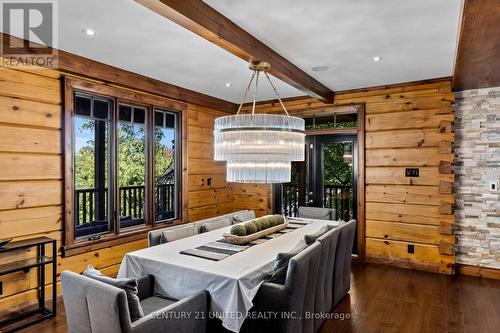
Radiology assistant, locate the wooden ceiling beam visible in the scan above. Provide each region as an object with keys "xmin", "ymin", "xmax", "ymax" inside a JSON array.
[
  {"xmin": 137, "ymin": 0, "xmax": 334, "ymax": 103},
  {"xmin": 453, "ymin": 0, "xmax": 500, "ymax": 91}
]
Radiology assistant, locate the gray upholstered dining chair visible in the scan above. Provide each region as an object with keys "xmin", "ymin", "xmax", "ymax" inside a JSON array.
[
  {"xmin": 332, "ymin": 219, "xmax": 357, "ymax": 307},
  {"xmin": 297, "ymin": 206, "xmax": 336, "ymax": 220},
  {"xmin": 313, "ymin": 227, "xmax": 340, "ymax": 331},
  {"xmin": 252, "ymin": 242, "xmax": 321, "ymax": 333},
  {"xmin": 61, "ymin": 271, "xmax": 208, "ymax": 333},
  {"xmin": 148, "ymin": 223, "xmax": 198, "ymax": 247}
]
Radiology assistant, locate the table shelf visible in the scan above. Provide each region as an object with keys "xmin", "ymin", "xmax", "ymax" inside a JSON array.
[
  {"xmin": 0, "ymin": 237, "xmax": 56, "ymax": 333},
  {"xmin": 0, "ymin": 256, "xmax": 54, "ymax": 276}
]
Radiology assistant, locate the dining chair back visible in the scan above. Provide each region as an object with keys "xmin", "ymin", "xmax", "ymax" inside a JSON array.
[
  {"xmin": 253, "ymin": 242, "xmax": 321, "ymax": 333},
  {"xmin": 298, "ymin": 206, "xmax": 336, "ymax": 220},
  {"xmin": 332, "ymin": 219, "xmax": 357, "ymax": 307},
  {"xmin": 314, "ymin": 227, "xmax": 340, "ymax": 331}
]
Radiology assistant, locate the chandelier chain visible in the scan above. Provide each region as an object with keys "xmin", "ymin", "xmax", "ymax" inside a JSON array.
[
  {"xmin": 236, "ymin": 71, "xmax": 256, "ymax": 115},
  {"xmin": 251, "ymin": 70, "xmax": 260, "ymax": 115},
  {"xmin": 264, "ymin": 72, "xmax": 289, "ymax": 116}
]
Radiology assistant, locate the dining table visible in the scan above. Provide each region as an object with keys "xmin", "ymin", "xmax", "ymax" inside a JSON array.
[{"xmin": 117, "ymin": 218, "xmax": 341, "ymax": 332}]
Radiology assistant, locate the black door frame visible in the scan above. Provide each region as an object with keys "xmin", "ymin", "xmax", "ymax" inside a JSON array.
[
  {"xmin": 309, "ymin": 134, "xmax": 358, "ymax": 220},
  {"xmin": 273, "ymin": 103, "xmax": 365, "ymax": 262}
]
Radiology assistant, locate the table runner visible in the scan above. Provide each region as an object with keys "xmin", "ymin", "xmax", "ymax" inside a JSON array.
[
  {"xmin": 180, "ymin": 223, "xmax": 306, "ymax": 261},
  {"xmin": 118, "ymin": 218, "xmax": 340, "ymax": 332}
]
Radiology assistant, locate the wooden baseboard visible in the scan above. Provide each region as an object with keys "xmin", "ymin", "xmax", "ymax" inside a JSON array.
[
  {"xmin": 457, "ymin": 264, "xmax": 500, "ymax": 280},
  {"xmin": 366, "ymin": 254, "xmax": 454, "ymax": 275}
]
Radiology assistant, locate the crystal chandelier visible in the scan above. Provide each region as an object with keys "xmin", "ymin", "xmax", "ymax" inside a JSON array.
[{"xmin": 214, "ymin": 61, "xmax": 305, "ymax": 183}]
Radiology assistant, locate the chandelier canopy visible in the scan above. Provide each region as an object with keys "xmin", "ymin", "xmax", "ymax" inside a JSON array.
[{"xmin": 214, "ymin": 61, "xmax": 305, "ymax": 183}]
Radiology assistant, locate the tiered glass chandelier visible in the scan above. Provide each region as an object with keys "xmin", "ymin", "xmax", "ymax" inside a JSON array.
[{"xmin": 214, "ymin": 61, "xmax": 305, "ymax": 183}]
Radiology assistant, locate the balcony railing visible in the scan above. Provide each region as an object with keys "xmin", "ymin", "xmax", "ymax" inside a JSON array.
[
  {"xmin": 75, "ymin": 184, "xmax": 175, "ymax": 237},
  {"xmin": 282, "ymin": 184, "xmax": 353, "ymax": 220}
]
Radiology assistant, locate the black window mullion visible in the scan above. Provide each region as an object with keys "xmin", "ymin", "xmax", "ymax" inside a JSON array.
[{"xmin": 113, "ymin": 99, "xmax": 120, "ymax": 236}]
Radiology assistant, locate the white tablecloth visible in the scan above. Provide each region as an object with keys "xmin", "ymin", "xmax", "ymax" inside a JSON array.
[{"xmin": 117, "ymin": 218, "xmax": 339, "ymax": 332}]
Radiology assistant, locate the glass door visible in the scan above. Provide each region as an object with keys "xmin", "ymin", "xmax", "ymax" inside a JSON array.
[
  {"xmin": 309, "ymin": 135, "xmax": 357, "ymax": 222},
  {"xmin": 276, "ymin": 134, "xmax": 358, "ymax": 253}
]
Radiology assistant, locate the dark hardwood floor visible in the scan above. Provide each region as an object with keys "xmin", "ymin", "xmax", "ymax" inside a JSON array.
[{"xmin": 15, "ymin": 263, "xmax": 500, "ymax": 333}]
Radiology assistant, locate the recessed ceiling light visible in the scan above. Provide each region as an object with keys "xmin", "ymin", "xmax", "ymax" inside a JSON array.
[
  {"xmin": 82, "ymin": 28, "xmax": 95, "ymax": 36},
  {"xmin": 311, "ymin": 65, "xmax": 329, "ymax": 72},
  {"xmin": 372, "ymin": 56, "xmax": 383, "ymax": 62},
  {"xmin": 225, "ymin": 82, "xmax": 231, "ymax": 87}
]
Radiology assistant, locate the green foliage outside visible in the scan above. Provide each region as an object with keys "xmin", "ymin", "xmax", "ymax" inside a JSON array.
[
  {"xmin": 74, "ymin": 120, "xmax": 174, "ymax": 189},
  {"xmin": 305, "ymin": 121, "xmax": 357, "ymax": 130},
  {"xmin": 322, "ymin": 143, "xmax": 352, "ymax": 186}
]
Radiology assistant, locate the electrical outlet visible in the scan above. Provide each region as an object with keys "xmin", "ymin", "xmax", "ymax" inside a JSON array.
[
  {"xmin": 490, "ymin": 181, "xmax": 499, "ymax": 192},
  {"xmin": 405, "ymin": 168, "xmax": 419, "ymax": 177},
  {"xmin": 407, "ymin": 244, "xmax": 415, "ymax": 254}
]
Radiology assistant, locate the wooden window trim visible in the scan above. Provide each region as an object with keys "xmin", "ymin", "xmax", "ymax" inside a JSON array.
[{"xmin": 63, "ymin": 77, "xmax": 188, "ymax": 256}]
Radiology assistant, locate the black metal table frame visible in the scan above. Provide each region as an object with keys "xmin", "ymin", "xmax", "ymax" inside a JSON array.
[{"xmin": 0, "ymin": 237, "xmax": 57, "ymax": 332}]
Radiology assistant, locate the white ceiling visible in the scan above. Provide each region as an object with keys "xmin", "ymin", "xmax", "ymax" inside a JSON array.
[
  {"xmin": 205, "ymin": 0, "xmax": 463, "ymax": 91},
  {"xmin": 3, "ymin": 0, "xmax": 463, "ymax": 103}
]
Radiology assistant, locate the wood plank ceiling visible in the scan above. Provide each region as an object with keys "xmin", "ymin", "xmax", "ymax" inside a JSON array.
[{"xmin": 453, "ymin": 0, "xmax": 500, "ymax": 90}]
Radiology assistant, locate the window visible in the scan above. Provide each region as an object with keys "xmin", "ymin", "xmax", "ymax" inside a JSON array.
[
  {"xmin": 64, "ymin": 78, "xmax": 186, "ymax": 254},
  {"xmin": 118, "ymin": 104, "xmax": 147, "ymax": 229},
  {"xmin": 73, "ymin": 94, "xmax": 113, "ymax": 237},
  {"xmin": 154, "ymin": 110, "xmax": 179, "ymax": 222},
  {"xmin": 304, "ymin": 112, "xmax": 357, "ymax": 130}
]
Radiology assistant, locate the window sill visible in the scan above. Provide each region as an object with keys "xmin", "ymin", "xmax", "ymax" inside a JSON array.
[{"xmin": 62, "ymin": 219, "xmax": 184, "ymax": 257}]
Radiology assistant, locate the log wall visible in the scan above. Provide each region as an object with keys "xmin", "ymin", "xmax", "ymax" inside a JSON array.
[
  {"xmin": 239, "ymin": 78, "xmax": 456, "ymax": 274},
  {"xmin": 0, "ymin": 65, "xmax": 233, "ymax": 317}
]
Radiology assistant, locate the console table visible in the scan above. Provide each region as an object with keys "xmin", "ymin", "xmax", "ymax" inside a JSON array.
[{"xmin": 0, "ymin": 237, "xmax": 57, "ymax": 332}]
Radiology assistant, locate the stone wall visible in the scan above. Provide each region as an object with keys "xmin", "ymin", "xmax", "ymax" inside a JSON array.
[{"xmin": 454, "ymin": 87, "xmax": 500, "ymax": 269}]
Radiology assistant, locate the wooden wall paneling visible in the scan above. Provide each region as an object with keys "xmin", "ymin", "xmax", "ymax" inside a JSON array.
[
  {"xmin": 366, "ymin": 238, "xmax": 454, "ymax": 274},
  {"xmin": 0, "ymin": 180, "xmax": 62, "ymax": 210},
  {"xmin": 188, "ymin": 142, "xmax": 214, "ymax": 159},
  {"xmin": 188, "ymin": 188, "xmax": 233, "ymax": 208},
  {"xmin": 188, "ymin": 158, "xmax": 226, "ymax": 175},
  {"xmin": 0, "ymin": 153, "xmax": 61, "ymax": 180},
  {"xmin": 188, "ymin": 202, "xmax": 234, "ymax": 221},
  {"xmin": 366, "ymin": 185, "xmax": 454, "ymax": 206},
  {"xmin": 366, "ymin": 129, "xmax": 454, "ymax": 149},
  {"xmin": 0, "ymin": 95, "xmax": 61, "ymax": 129},
  {"xmin": 366, "ymin": 98, "xmax": 453, "ymax": 114},
  {"xmin": 439, "ymin": 221, "xmax": 454, "ymax": 235},
  {"xmin": 366, "ymin": 166, "xmax": 454, "ymax": 186},
  {"xmin": 365, "ymin": 202, "xmax": 453, "ymax": 225},
  {"xmin": 365, "ymin": 109, "xmax": 454, "ymax": 132},
  {"xmin": 188, "ymin": 126, "xmax": 214, "ymax": 144},
  {"xmin": 366, "ymin": 220, "xmax": 454, "ymax": 245},
  {"xmin": 457, "ymin": 264, "xmax": 500, "ymax": 280},
  {"xmin": 188, "ymin": 174, "xmax": 227, "ymax": 192},
  {"xmin": 366, "ymin": 148, "xmax": 454, "ymax": 167},
  {"xmin": 0, "ymin": 125, "xmax": 61, "ymax": 153},
  {"xmin": 0, "ymin": 66, "xmax": 61, "ymax": 104},
  {"xmin": 0, "ymin": 206, "xmax": 62, "ymax": 239}
]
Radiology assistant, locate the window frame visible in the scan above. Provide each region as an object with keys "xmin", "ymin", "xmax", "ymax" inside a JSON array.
[{"xmin": 63, "ymin": 77, "xmax": 188, "ymax": 256}]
